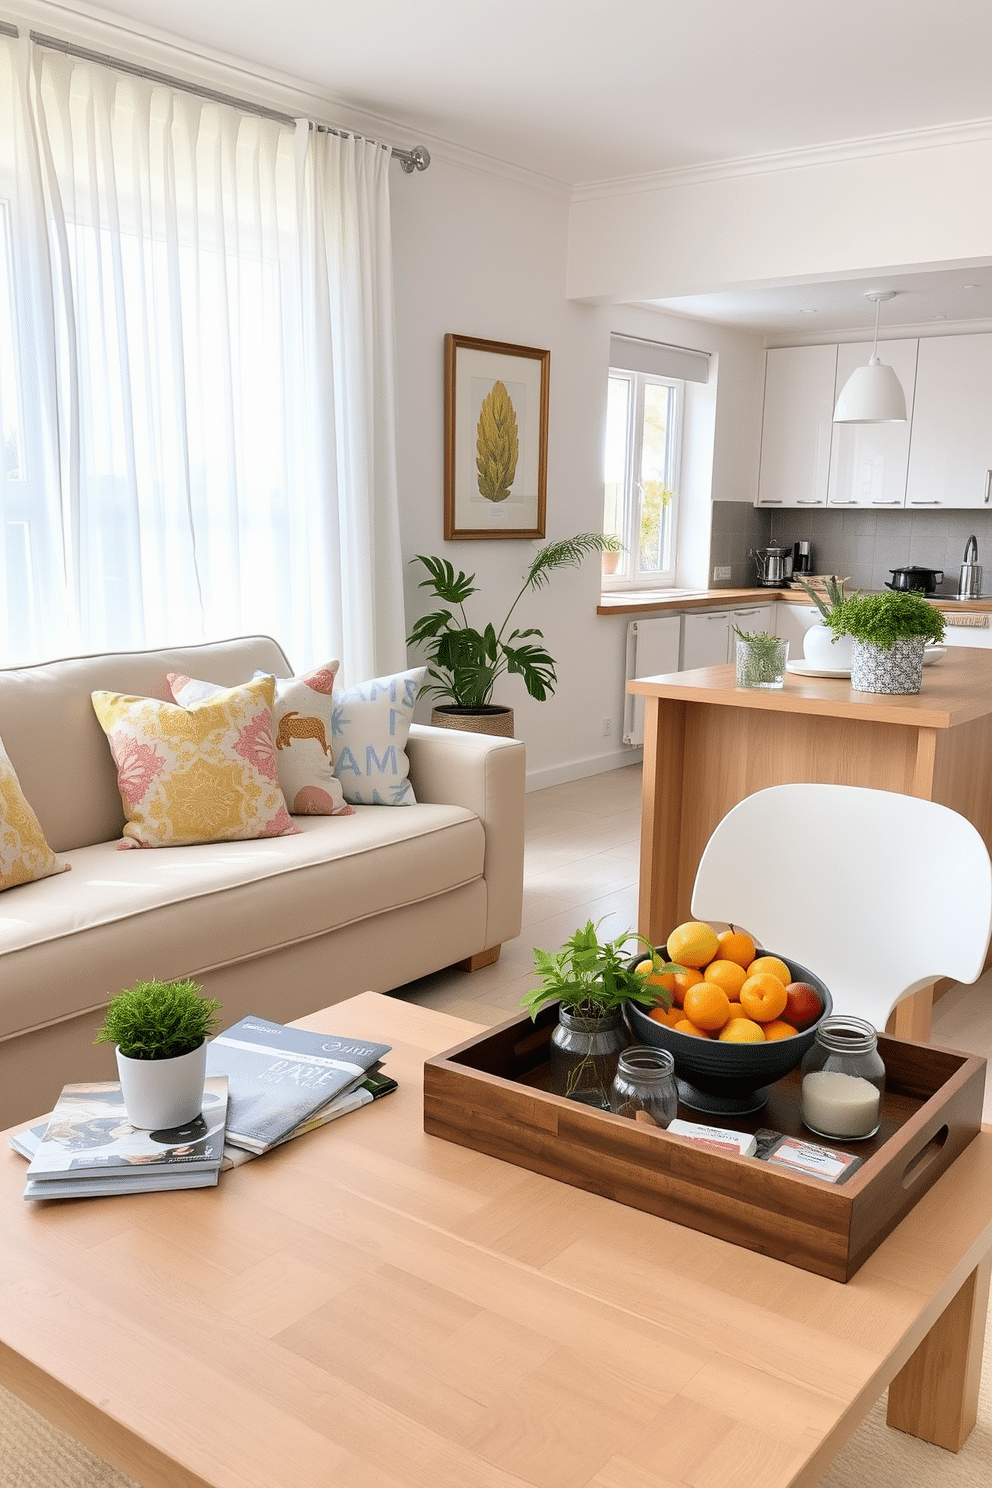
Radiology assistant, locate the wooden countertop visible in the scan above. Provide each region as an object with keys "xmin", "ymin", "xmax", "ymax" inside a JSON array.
[
  {"xmin": 598, "ymin": 588, "xmax": 992, "ymax": 617},
  {"xmin": 627, "ymin": 645, "xmax": 992, "ymax": 729}
]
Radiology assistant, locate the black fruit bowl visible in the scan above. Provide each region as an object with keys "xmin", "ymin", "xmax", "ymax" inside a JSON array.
[{"xmin": 624, "ymin": 953, "xmax": 833, "ymax": 1115}]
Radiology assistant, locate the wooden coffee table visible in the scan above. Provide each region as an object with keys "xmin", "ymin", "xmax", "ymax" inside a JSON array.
[{"xmin": 2, "ymin": 993, "xmax": 990, "ymax": 1488}]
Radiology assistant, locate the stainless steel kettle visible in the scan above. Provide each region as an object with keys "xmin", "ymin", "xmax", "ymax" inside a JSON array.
[
  {"xmin": 958, "ymin": 536, "xmax": 983, "ymax": 599},
  {"xmin": 753, "ymin": 547, "xmax": 787, "ymax": 587}
]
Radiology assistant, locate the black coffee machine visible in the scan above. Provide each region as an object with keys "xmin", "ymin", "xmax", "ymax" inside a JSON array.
[{"xmin": 792, "ymin": 540, "xmax": 812, "ymax": 576}]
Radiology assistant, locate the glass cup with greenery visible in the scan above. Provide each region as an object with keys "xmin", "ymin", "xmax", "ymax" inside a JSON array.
[{"xmin": 733, "ymin": 627, "xmax": 789, "ymax": 689}]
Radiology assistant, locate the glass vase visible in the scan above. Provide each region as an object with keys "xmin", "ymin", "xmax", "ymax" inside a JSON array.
[
  {"xmin": 735, "ymin": 635, "xmax": 789, "ymax": 689},
  {"xmin": 549, "ymin": 1007, "xmax": 628, "ymax": 1109}
]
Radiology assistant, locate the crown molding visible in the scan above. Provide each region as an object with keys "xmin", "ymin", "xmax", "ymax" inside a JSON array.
[
  {"xmin": 0, "ymin": 1, "xmax": 572, "ymax": 199},
  {"xmin": 572, "ymin": 117, "xmax": 992, "ymax": 203},
  {"xmin": 763, "ymin": 319, "xmax": 992, "ymax": 350}
]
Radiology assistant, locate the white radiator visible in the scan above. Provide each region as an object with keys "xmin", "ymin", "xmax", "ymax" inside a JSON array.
[{"xmin": 623, "ymin": 617, "xmax": 681, "ymax": 746}]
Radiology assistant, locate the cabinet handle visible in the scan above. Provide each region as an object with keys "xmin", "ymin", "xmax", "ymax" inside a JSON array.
[
  {"xmin": 761, "ymin": 499, "xmax": 784, "ymax": 505},
  {"xmin": 908, "ymin": 500, "xmax": 941, "ymax": 506},
  {"xmin": 796, "ymin": 500, "xmax": 821, "ymax": 505},
  {"xmin": 871, "ymin": 500, "xmax": 902, "ymax": 505},
  {"xmin": 830, "ymin": 500, "xmax": 857, "ymax": 506},
  {"xmin": 985, "ymin": 470, "xmax": 991, "ymax": 505}
]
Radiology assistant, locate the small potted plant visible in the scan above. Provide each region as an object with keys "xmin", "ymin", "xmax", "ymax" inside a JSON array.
[
  {"xmin": 95, "ymin": 977, "xmax": 222, "ymax": 1129},
  {"xmin": 824, "ymin": 590, "xmax": 945, "ymax": 694},
  {"xmin": 793, "ymin": 575, "xmax": 856, "ymax": 669},
  {"xmin": 731, "ymin": 626, "xmax": 789, "ymax": 689},
  {"xmin": 520, "ymin": 920, "xmax": 679, "ymax": 1108},
  {"xmin": 408, "ymin": 532, "xmax": 622, "ymax": 736}
]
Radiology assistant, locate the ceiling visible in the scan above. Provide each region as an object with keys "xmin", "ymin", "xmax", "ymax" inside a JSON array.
[{"xmin": 74, "ymin": 1, "xmax": 992, "ymax": 333}]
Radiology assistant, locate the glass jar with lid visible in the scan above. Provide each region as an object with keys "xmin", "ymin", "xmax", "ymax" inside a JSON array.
[
  {"xmin": 799, "ymin": 1015, "xmax": 886, "ymax": 1141},
  {"xmin": 609, "ymin": 1045, "xmax": 679, "ymax": 1128}
]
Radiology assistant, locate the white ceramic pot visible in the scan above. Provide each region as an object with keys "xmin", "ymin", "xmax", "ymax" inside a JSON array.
[
  {"xmin": 850, "ymin": 637, "xmax": 926, "ymax": 695},
  {"xmin": 116, "ymin": 1040, "xmax": 208, "ymax": 1129},
  {"xmin": 803, "ymin": 624, "xmax": 854, "ymax": 670}
]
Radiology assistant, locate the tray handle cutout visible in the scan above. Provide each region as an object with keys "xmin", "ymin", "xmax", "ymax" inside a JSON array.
[{"xmin": 902, "ymin": 1125, "xmax": 949, "ymax": 1190}]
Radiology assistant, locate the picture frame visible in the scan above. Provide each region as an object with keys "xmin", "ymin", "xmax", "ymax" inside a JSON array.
[{"xmin": 444, "ymin": 334, "xmax": 550, "ymax": 540}]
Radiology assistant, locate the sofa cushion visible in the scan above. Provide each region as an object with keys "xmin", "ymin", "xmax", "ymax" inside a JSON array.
[
  {"xmin": 331, "ymin": 667, "xmax": 425, "ymax": 805},
  {"xmin": 0, "ymin": 736, "xmax": 69, "ymax": 890},
  {"xmin": 168, "ymin": 663, "xmax": 353, "ymax": 817},
  {"xmin": 0, "ymin": 804, "xmax": 483, "ymax": 1041},
  {"xmin": 91, "ymin": 677, "xmax": 299, "ymax": 847}
]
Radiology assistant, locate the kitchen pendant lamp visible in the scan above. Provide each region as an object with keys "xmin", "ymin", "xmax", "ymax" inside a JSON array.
[{"xmin": 833, "ymin": 290, "xmax": 907, "ymax": 423}]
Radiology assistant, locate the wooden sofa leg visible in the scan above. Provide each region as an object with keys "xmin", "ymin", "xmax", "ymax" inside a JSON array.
[{"xmin": 457, "ymin": 946, "xmax": 501, "ymax": 973}]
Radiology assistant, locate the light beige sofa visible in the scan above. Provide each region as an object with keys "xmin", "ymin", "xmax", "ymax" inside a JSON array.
[{"xmin": 0, "ymin": 635, "xmax": 525, "ymax": 1127}]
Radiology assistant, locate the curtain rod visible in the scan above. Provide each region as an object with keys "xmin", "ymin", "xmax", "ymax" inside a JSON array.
[{"xmin": 2, "ymin": 24, "xmax": 430, "ymax": 173}]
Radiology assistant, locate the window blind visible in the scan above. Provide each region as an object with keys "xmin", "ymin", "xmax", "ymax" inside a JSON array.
[{"xmin": 609, "ymin": 333, "xmax": 709, "ymax": 384}]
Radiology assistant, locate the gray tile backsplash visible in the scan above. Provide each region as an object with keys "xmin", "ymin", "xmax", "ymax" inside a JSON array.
[{"xmin": 710, "ymin": 502, "xmax": 992, "ymax": 598}]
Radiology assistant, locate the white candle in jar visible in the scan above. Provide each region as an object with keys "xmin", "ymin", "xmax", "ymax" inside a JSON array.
[{"xmin": 800, "ymin": 1069, "xmax": 881, "ymax": 1138}]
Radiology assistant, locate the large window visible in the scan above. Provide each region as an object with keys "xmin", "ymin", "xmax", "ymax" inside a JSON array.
[{"xmin": 603, "ymin": 367, "xmax": 683, "ymax": 587}]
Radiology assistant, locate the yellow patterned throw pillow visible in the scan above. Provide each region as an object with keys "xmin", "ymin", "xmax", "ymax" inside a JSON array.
[
  {"xmin": 0, "ymin": 734, "xmax": 68, "ymax": 889},
  {"xmin": 92, "ymin": 677, "xmax": 299, "ymax": 849}
]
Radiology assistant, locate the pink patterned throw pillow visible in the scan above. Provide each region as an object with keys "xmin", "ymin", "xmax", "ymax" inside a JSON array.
[
  {"xmin": 91, "ymin": 676, "xmax": 299, "ymax": 848},
  {"xmin": 167, "ymin": 662, "xmax": 353, "ymax": 817}
]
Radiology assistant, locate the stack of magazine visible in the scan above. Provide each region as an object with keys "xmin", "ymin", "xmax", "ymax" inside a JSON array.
[
  {"xmin": 11, "ymin": 1014, "xmax": 398, "ymax": 1198},
  {"xmin": 206, "ymin": 1014, "xmax": 395, "ymax": 1166},
  {"xmin": 17, "ymin": 1077, "xmax": 229, "ymax": 1200}
]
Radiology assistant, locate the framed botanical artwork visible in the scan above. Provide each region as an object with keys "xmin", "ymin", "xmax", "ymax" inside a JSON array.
[{"xmin": 444, "ymin": 334, "xmax": 550, "ymax": 540}]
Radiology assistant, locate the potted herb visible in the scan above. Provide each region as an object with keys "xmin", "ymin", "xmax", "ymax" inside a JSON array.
[
  {"xmin": 408, "ymin": 532, "xmax": 622, "ymax": 736},
  {"xmin": 731, "ymin": 627, "xmax": 789, "ymax": 689},
  {"xmin": 520, "ymin": 920, "xmax": 680, "ymax": 1108},
  {"xmin": 95, "ymin": 977, "xmax": 222, "ymax": 1129},
  {"xmin": 825, "ymin": 590, "xmax": 945, "ymax": 694},
  {"xmin": 793, "ymin": 575, "xmax": 856, "ymax": 669}
]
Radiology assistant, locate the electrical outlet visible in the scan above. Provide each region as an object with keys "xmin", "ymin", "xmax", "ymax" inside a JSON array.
[
  {"xmin": 602, "ymin": 717, "xmax": 612, "ymax": 737},
  {"xmin": 713, "ymin": 565, "xmax": 732, "ymax": 581}
]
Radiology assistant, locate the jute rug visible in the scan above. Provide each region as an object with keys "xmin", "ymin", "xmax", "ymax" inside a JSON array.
[{"xmin": 2, "ymin": 1299, "xmax": 990, "ymax": 1488}]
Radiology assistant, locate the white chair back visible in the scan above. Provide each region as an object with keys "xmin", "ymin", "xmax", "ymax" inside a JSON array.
[{"xmin": 690, "ymin": 784, "xmax": 992, "ymax": 1033}]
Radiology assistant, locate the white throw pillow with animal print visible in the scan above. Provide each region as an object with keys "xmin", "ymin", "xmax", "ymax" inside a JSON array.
[{"xmin": 167, "ymin": 664, "xmax": 353, "ymax": 817}]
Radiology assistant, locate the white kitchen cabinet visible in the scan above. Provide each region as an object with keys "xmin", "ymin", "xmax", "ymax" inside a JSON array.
[
  {"xmin": 756, "ymin": 344, "xmax": 838, "ymax": 508},
  {"xmin": 905, "ymin": 333, "xmax": 992, "ymax": 508},
  {"xmin": 681, "ymin": 604, "xmax": 774, "ymax": 669},
  {"xmin": 774, "ymin": 601, "xmax": 822, "ymax": 655},
  {"xmin": 827, "ymin": 339, "xmax": 919, "ymax": 508}
]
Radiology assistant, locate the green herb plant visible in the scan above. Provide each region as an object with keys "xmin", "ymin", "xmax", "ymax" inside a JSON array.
[
  {"xmin": 732, "ymin": 627, "xmax": 787, "ymax": 687},
  {"xmin": 408, "ymin": 532, "xmax": 623, "ymax": 709},
  {"xmin": 95, "ymin": 978, "xmax": 222, "ymax": 1061},
  {"xmin": 520, "ymin": 919, "xmax": 684, "ymax": 1021},
  {"xmin": 825, "ymin": 591, "xmax": 946, "ymax": 650}
]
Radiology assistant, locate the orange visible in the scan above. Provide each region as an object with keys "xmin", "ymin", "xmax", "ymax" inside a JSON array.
[
  {"xmin": 762, "ymin": 1019, "xmax": 798, "ymax": 1041},
  {"xmin": 716, "ymin": 929, "xmax": 757, "ymax": 969},
  {"xmin": 724, "ymin": 1002, "xmax": 751, "ymax": 1021},
  {"xmin": 633, "ymin": 958, "xmax": 655, "ymax": 977},
  {"xmin": 702, "ymin": 959, "xmax": 747, "ymax": 999},
  {"xmin": 739, "ymin": 972, "xmax": 788, "ymax": 1023},
  {"xmin": 718, "ymin": 1018, "xmax": 765, "ymax": 1043},
  {"xmin": 666, "ymin": 920, "xmax": 719, "ymax": 969},
  {"xmin": 746, "ymin": 955, "xmax": 791, "ymax": 986},
  {"xmin": 683, "ymin": 982, "xmax": 731, "ymax": 1031},
  {"xmin": 672, "ymin": 1017, "xmax": 711, "ymax": 1038},
  {"xmin": 648, "ymin": 1005, "xmax": 683, "ymax": 1027},
  {"xmin": 669, "ymin": 967, "xmax": 703, "ymax": 1008}
]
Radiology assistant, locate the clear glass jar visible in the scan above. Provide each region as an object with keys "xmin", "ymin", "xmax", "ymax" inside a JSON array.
[
  {"xmin": 799, "ymin": 1015, "xmax": 886, "ymax": 1141},
  {"xmin": 549, "ymin": 1007, "xmax": 628, "ymax": 1109},
  {"xmin": 609, "ymin": 1045, "xmax": 679, "ymax": 1128}
]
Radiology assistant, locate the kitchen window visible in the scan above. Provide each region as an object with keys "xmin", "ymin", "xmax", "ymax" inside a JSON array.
[{"xmin": 603, "ymin": 366, "xmax": 683, "ymax": 588}]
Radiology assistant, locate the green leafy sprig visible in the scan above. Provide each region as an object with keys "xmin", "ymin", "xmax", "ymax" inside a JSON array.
[
  {"xmin": 824, "ymin": 591, "xmax": 946, "ymax": 650},
  {"xmin": 732, "ymin": 626, "xmax": 787, "ymax": 686},
  {"xmin": 520, "ymin": 919, "xmax": 685, "ymax": 1021},
  {"xmin": 95, "ymin": 978, "xmax": 222, "ymax": 1061}
]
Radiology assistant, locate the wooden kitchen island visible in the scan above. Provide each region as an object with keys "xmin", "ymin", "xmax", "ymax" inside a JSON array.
[{"xmin": 628, "ymin": 648, "xmax": 992, "ymax": 1038}]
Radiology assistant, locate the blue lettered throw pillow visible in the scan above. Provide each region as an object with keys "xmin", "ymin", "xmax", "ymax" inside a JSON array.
[{"xmin": 331, "ymin": 668, "xmax": 425, "ymax": 806}]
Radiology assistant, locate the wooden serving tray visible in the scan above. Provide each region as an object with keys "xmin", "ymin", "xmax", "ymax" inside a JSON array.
[{"xmin": 423, "ymin": 1004, "xmax": 986, "ymax": 1282}]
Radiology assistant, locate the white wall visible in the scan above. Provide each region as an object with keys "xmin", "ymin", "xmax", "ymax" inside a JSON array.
[{"xmin": 391, "ymin": 158, "xmax": 766, "ymax": 787}]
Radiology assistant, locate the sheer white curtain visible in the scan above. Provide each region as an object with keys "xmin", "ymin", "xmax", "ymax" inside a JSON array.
[{"xmin": 0, "ymin": 32, "xmax": 405, "ymax": 678}]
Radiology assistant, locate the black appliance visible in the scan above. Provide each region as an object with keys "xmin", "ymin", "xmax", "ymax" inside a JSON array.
[
  {"xmin": 792, "ymin": 540, "xmax": 812, "ymax": 575},
  {"xmin": 886, "ymin": 565, "xmax": 943, "ymax": 594}
]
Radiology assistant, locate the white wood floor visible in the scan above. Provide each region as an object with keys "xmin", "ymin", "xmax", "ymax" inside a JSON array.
[{"xmin": 393, "ymin": 762, "xmax": 992, "ymax": 1119}]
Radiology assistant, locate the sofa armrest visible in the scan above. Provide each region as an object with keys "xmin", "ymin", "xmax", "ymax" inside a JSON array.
[{"xmin": 406, "ymin": 724, "xmax": 525, "ymax": 952}]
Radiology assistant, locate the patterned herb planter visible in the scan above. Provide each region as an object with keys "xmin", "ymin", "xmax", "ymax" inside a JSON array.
[{"xmin": 851, "ymin": 636, "xmax": 926, "ymax": 694}]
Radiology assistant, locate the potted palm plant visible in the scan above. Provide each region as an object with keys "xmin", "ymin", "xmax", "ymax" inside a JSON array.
[
  {"xmin": 520, "ymin": 920, "xmax": 679, "ymax": 1108},
  {"xmin": 95, "ymin": 978, "xmax": 222, "ymax": 1129},
  {"xmin": 824, "ymin": 590, "xmax": 945, "ymax": 694},
  {"xmin": 408, "ymin": 532, "xmax": 622, "ymax": 736}
]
